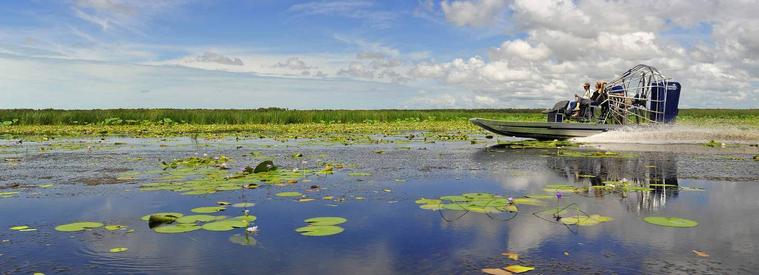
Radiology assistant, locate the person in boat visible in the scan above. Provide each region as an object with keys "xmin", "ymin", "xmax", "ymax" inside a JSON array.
[
  {"xmin": 566, "ymin": 82, "xmax": 591, "ymax": 117},
  {"xmin": 572, "ymin": 82, "xmax": 594, "ymax": 120},
  {"xmin": 591, "ymin": 81, "xmax": 608, "ymax": 119}
]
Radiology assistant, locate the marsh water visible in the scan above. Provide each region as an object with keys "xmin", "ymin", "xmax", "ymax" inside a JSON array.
[{"xmin": 1, "ymin": 135, "xmax": 759, "ymax": 274}]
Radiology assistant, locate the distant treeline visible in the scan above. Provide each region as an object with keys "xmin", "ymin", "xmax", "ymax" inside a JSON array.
[
  {"xmin": 0, "ymin": 108, "xmax": 544, "ymax": 125},
  {"xmin": 0, "ymin": 108, "xmax": 755, "ymax": 125}
]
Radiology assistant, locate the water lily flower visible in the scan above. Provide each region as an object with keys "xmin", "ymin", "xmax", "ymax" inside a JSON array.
[
  {"xmin": 246, "ymin": 226, "xmax": 258, "ymax": 233},
  {"xmin": 507, "ymin": 197, "xmax": 514, "ymax": 204},
  {"xmin": 556, "ymin": 192, "xmax": 562, "ymax": 199},
  {"xmin": 244, "ymin": 210, "xmax": 250, "ymax": 216}
]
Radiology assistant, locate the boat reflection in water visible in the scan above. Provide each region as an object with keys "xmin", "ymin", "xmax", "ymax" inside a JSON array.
[{"xmin": 546, "ymin": 153, "xmax": 679, "ymax": 213}]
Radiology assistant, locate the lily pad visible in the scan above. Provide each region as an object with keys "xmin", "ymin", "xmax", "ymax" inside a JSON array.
[
  {"xmin": 512, "ymin": 198, "xmax": 545, "ymax": 206},
  {"xmin": 415, "ymin": 198, "xmax": 442, "ymax": 205},
  {"xmin": 55, "ymin": 222, "xmax": 104, "ymax": 232},
  {"xmin": 643, "ymin": 216, "xmax": 698, "ymax": 228},
  {"xmin": 305, "ymin": 217, "xmax": 347, "ymax": 226},
  {"xmin": 275, "ymin": 191, "xmax": 302, "ymax": 197},
  {"xmin": 419, "ymin": 204, "xmax": 444, "ymax": 210},
  {"xmin": 295, "ymin": 225, "xmax": 344, "ymax": 236},
  {"xmin": 202, "ymin": 219, "xmax": 249, "ymax": 231},
  {"xmin": 10, "ymin": 225, "xmax": 30, "ymax": 231},
  {"xmin": 440, "ymin": 195, "xmax": 467, "ymax": 202},
  {"xmin": 232, "ymin": 202, "xmax": 255, "ymax": 208},
  {"xmin": 109, "ymin": 247, "xmax": 128, "ymax": 253},
  {"xmin": 153, "ymin": 223, "xmax": 201, "ymax": 234},
  {"xmin": 560, "ymin": 214, "xmax": 614, "ymax": 226},
  {"xmin": 176, "ymin": 215, "xmax": 225, "ymax": 224},
  {"xmin": 140, "ymin": 212, "xmax": 184, "ymax": 221},
  {"xmin": 191, "ymin": 206, "xmax": 226, "ymax": 214},
  {"xmin": 104, "ymin": 225, "xmax": 127, "ymax": 231},
  {"xmin": 505, "ymin": 265, "xmax": 535, "ymax": 273}
]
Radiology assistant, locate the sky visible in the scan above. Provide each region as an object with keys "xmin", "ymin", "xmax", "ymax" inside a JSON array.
[{"xmin": 1, "ymin": 0, "xmax": 758, "ymax": 109}]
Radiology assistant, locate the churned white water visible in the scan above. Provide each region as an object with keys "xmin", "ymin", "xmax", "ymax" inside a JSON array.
[{"xmin": 573, "ymin": 124, "xmax": 759, "ymax": 144}]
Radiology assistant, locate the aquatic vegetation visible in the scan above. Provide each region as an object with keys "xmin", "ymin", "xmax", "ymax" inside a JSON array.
[
  {"xmin": 54, "ymin": 222, "xmax": 104, "ymax": 232},
  {"xmin": 232, "ymin": 202, "xmax": 255, "ymax": 208},
  {"xmin": 161, "ymin": 155, "xmax": 230, "ymax": 169},
  {"xmin": 141, "ymin": 213, "xmax": 184, "ymax": 221},
  {"xmin": 505, "ymin": 265, "xmax": 535, "ymax": 273},
  {"xmin": 304, "ymin": 217, "xmax": 347, "ymax": 226},
  {"xmin": 416, "ymin": 192, "xmax": 525, "ymax": 214},
  {"xmin": 560, "ymin": 214, "xmax": 614, "ymax": 226},
  {"xmin": 176, "ymin": 215, "xmax": 226, "ymax": 224},
  {"xmin": 643, "ymin": 216, "xmax": 699, "ymax": 228},
  {"xmin": 0, "ymin": 191, "xmax": 19, "ymax": 198},
  {"xmin": 202, "ymin": 219, "xmax": 249, "ymax": 232},
  {"xmin": 104, "ymin": 225, "xmax": 127, "ymax": 231},
  {"xmin": 295, "ymin": 225, "xmax": 344, "ymax": 237},
  {"xmin": 295, "ymin": 217, "xmax": 347, "ymax": 236},
  {"xmin": 109, "ymin": 247, "xmax": 128, "ymax": 253},
  {"xmin": 9, "ymin": 225, "xmax": 34, "ymax": 231},
  {"xmin": 191, "ymin": 206, "xmax": 226, "ymax": 214},
  {"xmin": 275, "ymin": 191, "xmax": 303, "ymax": 197},
  {"xmin": 704, "ymin": 140, "xmax": 722, "ymax": 148},
  {"xmin": 543, "ymin": 184, "xmax": 584, "ymax": 193}
]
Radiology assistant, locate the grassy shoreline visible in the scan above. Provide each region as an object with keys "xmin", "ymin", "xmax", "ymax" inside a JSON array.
[{"xmin": 1, "ymin": 109, "xmax": 757, "ymax": 138}]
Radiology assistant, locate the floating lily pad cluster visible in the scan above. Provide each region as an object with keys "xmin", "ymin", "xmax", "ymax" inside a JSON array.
[
  {"xmin": 140, "ymin": 159, "xmax": 313, "ymax": 195},
  {"xmin": 295, "ymin": 217, "xmax": 347, "ymax": 237},
  {"xmin": 160, "ymin": 155, "xmax": 230, "ymax": 169},
  {"xmin": 416, "ymin": 193, "xmax": 550, "ymax": 214},
  {"xmin": 144, "ymin": 206, "xmax": 257, "ymax": 234}
]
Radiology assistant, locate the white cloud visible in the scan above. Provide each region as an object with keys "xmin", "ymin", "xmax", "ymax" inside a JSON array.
[
  {"xmin": 408, "ymin": 0, "xmax": 759, "ymax": 108},
  {"xmin": 440, "ymin": 0, "xmax": 509, "ymax": 27},
  {"xmin": 489, "ymin": 40, "xmax": 551, "ymax": 61}
]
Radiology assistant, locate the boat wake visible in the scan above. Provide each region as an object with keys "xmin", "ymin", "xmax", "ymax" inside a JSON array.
[{"xmin": 572, "ymin": 124, "xmax": 759, "ymax": 144}]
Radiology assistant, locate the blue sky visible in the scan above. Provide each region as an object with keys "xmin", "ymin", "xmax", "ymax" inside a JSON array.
[{"xmin": 1, "ymin": 0, "xmax": 757, "ymax": 109}]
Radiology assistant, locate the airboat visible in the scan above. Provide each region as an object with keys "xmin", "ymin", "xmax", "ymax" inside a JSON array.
[{"xmin": 471, "ymin": 64, "xmax": 682, "ymax": 140}]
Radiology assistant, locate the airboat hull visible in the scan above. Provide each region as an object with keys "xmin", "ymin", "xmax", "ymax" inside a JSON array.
[{"xmin": 470, "ymin": 118, "xmax": 620, "ymax": 140}]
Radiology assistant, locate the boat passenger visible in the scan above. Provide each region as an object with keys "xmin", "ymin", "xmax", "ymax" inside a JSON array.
[{"xmin": 567, "ymin": 82, "xmax": 591, "ymax": 115}]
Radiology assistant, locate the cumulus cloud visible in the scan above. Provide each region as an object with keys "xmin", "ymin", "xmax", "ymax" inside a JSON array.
[
  {"xmin": 409, "ymin": 0, "xmax": 759, "ymax": 108},
  {"xmin": 441, "ymin": 0, "xmax": 509, "ymax": 27}
]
